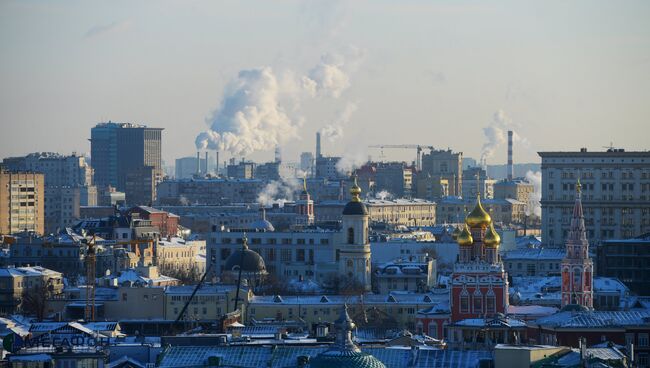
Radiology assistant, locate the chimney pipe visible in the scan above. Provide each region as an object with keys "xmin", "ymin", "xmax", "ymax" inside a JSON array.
[
  {"xmin": 196, "ymin": 152, "xmax": 200, "ymax": 175},
  {"xmin": 205, "ymin": 151, "xmax": 209, "ymax": 174},
  {"xmin": 507, "ymin": 130, "xmax": 513, "ymax": 181},
  {"xmin": 216, "ymin": 151, "xmax": 220, "ymax": 176},
  {"xmin": 316, "ymin": 132, "xmax": 321, "ymax": 159}
]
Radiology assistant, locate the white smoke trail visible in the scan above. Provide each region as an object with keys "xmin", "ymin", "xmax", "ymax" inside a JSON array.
[
  {"xmin": 480, "ymin": 110, "xmax": 530, "ymax": 167},
  {"xmin": 257, "ymin": 171, "xmax": 303, "ymax": 207},
  {"xmin": 336, "ymin": 150, "xmax": 367, "ymax": 175},
  {"xmin": 320, "ymin": 102, "xmax": 358, "ymax": 142},
  {"xmin": 375, "ymin": 190, "xmax": 392, "ymax": 200},
  {"xmin": 525, "ymin": 170, "xmax": 542, "ymax": 217}
]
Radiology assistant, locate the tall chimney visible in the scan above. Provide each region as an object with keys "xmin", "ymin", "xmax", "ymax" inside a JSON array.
[
  {"xmin": 205, "ymin": 151, "xmax": 209, "ymax": 174},
  {"xmin": 316, "ymin": 132, "xmax": 322, "ymax": 159},
  {"xmin": 507, "ymin": 130, "xmax": 513, "ymax": 181},
  {"xmin": 275, "ymin": 146, "xmax": 281, "ymax": 163},
  {"xmin": 216, "ymin": 150, "xmax": 220, "ymax": 176},
  {"xmin": 196, "ymin": 152, "xmax": 200, "ymax": 174}
]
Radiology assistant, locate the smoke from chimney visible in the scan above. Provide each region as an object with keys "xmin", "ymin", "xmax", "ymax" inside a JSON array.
[{"xmin": 507, "ymin": 130, "xmax": 513, "ymax": 181}]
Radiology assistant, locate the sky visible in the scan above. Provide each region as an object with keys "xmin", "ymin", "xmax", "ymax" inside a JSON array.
[{"xmin": 1, "ymin": 0, "xmax": 649, "ymax": 168}]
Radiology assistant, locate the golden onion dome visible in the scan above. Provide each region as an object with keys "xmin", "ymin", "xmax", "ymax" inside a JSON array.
[
  {"xmin": 484, "ymin": 223, "xmax": 501, "ymax": 248},
  {"xmin": 451, "ymin": 227, "xmax": 461, "ymax": 240},
  {"xmin": 465, "ymin": 195, "xmax": 491, "ymax": 228},
  {"xmin": 457, "ymin": 225, "xmax": 474, "ymax": 247},
  {"xmin": 350, "ymin": 176, "xmax": 362, "ymax": 202}
]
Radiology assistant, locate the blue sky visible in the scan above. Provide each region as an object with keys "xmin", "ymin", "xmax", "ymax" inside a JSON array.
[{"xmin": 1, "ymin": 0, "xmax": 649, "ymax": 166}]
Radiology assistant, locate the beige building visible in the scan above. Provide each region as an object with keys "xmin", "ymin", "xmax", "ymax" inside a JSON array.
[
  {"xmin": 316, "ymin": 199, "xmax": 436, "ymax": 227},
  {"xmin": 493, "ymin": 179, "xmax": 535, "ymax": 204},
  {"xmin": 420, "ymin": 149, "xmax": 463, "ymax": 197},
  {"xmin": 164, "ymin": 285, "xmax": 251, "ymax": 322},
  {"xmin": 157, "ymin": 238, "xmax": 206, "ymax": 275},
  {"xmin": 415, "ymin": 175, "xmax": 449, "ymax": 200},
  {"xmin": 375, "ymin": 255, "xmax": 437, "ymax": 294},
  {"xmin": 0, "ymin": 171, "xmax": 45, "ymax": 235},
  {"xmin": 0, "ymin": 266, "xmax": 64, "ymax": 315},
  {"xmin": 247, "ymin": 292, "xmax": 446, "ymax": 331},
  {"xmin": 436, "ymin": 197, "xmax": 526, "ymax": 225},
  {"xmin": 494, "ymin": 345, "xmax": 568, "ymax": 368}
]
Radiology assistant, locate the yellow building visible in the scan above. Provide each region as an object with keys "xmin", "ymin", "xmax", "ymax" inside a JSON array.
[
  {"xmin": 0, "ymin": 171, "xmax": 45, "ymax": 235},
  {"xmin": 164, "ymin": 285, "xmax": 251, "ymax": 322},
  {"xmin": 0, "ymin": 266, "xmax": 63, "ymax": 315}
]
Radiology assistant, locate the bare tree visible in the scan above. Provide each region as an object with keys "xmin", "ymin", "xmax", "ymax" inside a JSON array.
[{"xmin": 21, "ymin": 284, "xmax": 50, "ymax": 321}]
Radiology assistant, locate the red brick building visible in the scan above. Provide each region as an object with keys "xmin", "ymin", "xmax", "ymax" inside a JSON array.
[{"xmin": 127, "ymin": 206, "xmax": 179, "ymax": 238}]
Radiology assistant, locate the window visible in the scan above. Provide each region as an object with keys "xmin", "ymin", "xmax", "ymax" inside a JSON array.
[
  {"xmin": 473, "ymin": 293, "xmax": 482, "ymax": 314},
  {"xmin": 460, "ymin": 292, "xmax": 469, "ymax": 314},
  {"xmin": 347, "ymin": 228, "xmax": 354, "ymax": 244},
  {"xmin": 486, "ymin": 292, "xmax": 496, "ymax": 314},
  {"xmin": 639, "ymin": 333, "xmax": 649, "ymax": 347}
]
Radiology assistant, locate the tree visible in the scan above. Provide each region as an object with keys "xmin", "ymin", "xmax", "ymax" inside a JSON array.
[{"xmin": 21, "ymin": 284, "xmax": 50, "ymax": 321}]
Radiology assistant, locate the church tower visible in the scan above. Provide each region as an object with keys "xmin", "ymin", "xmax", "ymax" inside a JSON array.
[
  {"xmin": 451, "ymin": 194, "xmax": 509, "ymax": 322},
  {"xmin": 561, "ymin": 179, "xmax": 594, "ymax": 310},
  {"xmin": 338, "ymin": 176, "xmax": 372, "ymax": 292},
  {"xmin": 295, "ymin": 176, "xmax": 314, "ymax": 225}
]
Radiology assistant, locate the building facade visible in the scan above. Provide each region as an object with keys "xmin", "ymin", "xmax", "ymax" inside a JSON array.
[
  {"xmin": 156, "ymin": 178, "xmax": 265, "ymax": 206},
  {"xmin": 316, "ymin": 198, "xmax": 436, "ymax": 227},
  {"xmin": 596, "ymin": 234, "xmax": 650, "ymax": 296},
  {"xmin": 539, "ymin": 148, "xmax": 650, "ymax": 246},
  {"xmin": 0, "ymin": 171, "xmax": 45, "ymax": 235},
  {"xmin": 421, "ymin": 149, "xmax": 463, "ymax": 197}
]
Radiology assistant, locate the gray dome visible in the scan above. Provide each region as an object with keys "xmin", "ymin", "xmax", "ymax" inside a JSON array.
[
  {"xmin": 224, "ymin": 246, "xmax": 266, "ymax": 273},
  {"xmin": 343, "ymin": 201, "xmax": 368, "ymax": 216},
  {"xmin": 249, "ymin": 219, "xmax": 275, "ymax": 232}
]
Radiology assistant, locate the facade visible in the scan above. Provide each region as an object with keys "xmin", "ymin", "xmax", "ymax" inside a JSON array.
[
  {"xmin": 0, "ymin": 171, "xmax": 45, "ymax": 235},
  {"xmin": 156, "ymin": 238, "xmax": 206, "ymax": 276},
  {"xmin": 539, "ymin": 148, "xmax": 650, "ymax": 246},
  {"xmin": 226, "ymin": 161, "xmax": 255, "ymax": 179},
  {"xmin": 461, "ymin": 167, "xmax": 495, "ymax": 200},
  {"xmin": 6, "ymin": 230, "xmax": 85, "ymax": 278},
  {"xmin": 2, "ymin": 152, "xmax": 96, "ymax": 233},
  {"xmin": 493, "ymin": 179, "xmax": 535, "ymax": 205},
  {"xmin": 316, "ymin": 198, "xmax": 436, "ymax": 227},
  {"xmin": 124, "ymin": 165, "xmax": 163, "ymax": 206},
  {"xmin": 502, "ymin": 248, "xmax": 565, "ymax": 277},
  {"xmin": 164, "ymin": 285, "xmax": 250, "ymax": 322},
  {"xmin": 450, "ymin": 196, "xmax": 509, "ymax": 322},
  {"xmin": 420, "ymin": 149, "xmax": 463, "ymax": 197},
  {"xmin": 374, "ymin": 162, "xmax": 414, "ymax": 198},
  {"xmin": 338, "ymin": 180, "xmax": 372, "ymax": 291},
  {"xmin": 156, "ymin": 178, "xmax": 265, "ymax": 205},
  {"xmin": 414, "ymin": 174, "xmax": 449, "ymax": 200},
  {"xmin": 175, "ymin": 156, "xmax": 207, "ymax": 179},
  {"xmin": 90, "ymin": 121, "xmax": 163, "ymax": 192},
  {"xmin": 254, "ymin": 162, "xmax": 281, "ymax": 181},
  {"xmin": 126, "ymin": 206, "xmax": 179, "ymax": 238},
  {"xmin": 300, "ymin": 152, "xmax": 314, "ymax": 174},
  {"xmin": 0, "ymin": 266, "xmax": 64, "ymax": 315},
  {"xmin": 315, "ymin": 156, "xmax": 342, "ymax": 180},
  {"xmin": 560, "ymin": 181, "xmax": 594, "ymax": 310},
  {"xmin": 596, "ymin": 234, "xmax": 650, "ymax": 295},
  {"xmin": 436, "ymin": 197, "xmax": 526, "ymax": 226},
  {"xmin": 375, "ymin": 255, "xmax": 437, "ymax": 294}
]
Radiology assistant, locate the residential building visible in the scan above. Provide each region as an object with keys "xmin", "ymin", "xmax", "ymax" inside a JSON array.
[
  {"xmin": 164, "ymin": 285, "xmax": 251, "ymax": 322},
  {"xmin": 374, "ymin": 162, "xmax": 414, "ymax": 198},
  {"xmin": 126, "ymin": 206, "xmax": 179, "ymax": 238},
  {"xmin": 124, "ymin": 165, "xmax": 163, "ymax": 206},
  {"xmin": 0, "ymin": 266, "xmax": 64, "ymax": 315},
  {"xmin": 493, "ymin": 179, "xmax": 535, "ymax": 204},
  {"xmin": 315, "ymin": 198, "xmax": 436, "ymax": 227},
  {"xmin": 315, "ymin": 156, "xmax": 342, "ymax": 180},
  {"xmin": 539, "ymin": 148, "xmax": 650, "ymax": 246},
  {"xmin": 461, "ymin": 166, "xmax": 495, "ymax": 199},
  {"xmin": 597, "ymin": 234, "xmax": 650, "ymax": 295},
  {"xmin": 156, "ymin": 178, "xmax": 265, "ymax": 205},
  {"xmin": 0, "ymin": 171, "xmax": 45, "ymax": 235},
  {"xmin": 420, "ymin": 149, "xmax": 463, "ymax": 197},
  {"xmin": 375, "ymin": 255, "xmax": 437, "ymax": 294},
  {"xmin": 414, "ymin": 173, "xmax": 449, "ymax": 200},
  {"xmin": 436, "ymin": 197, "xmax": 526, "ymax": 226},
  {"xmin": 502, "ymin": 248, "xmax": 565, "ymax": 277}
]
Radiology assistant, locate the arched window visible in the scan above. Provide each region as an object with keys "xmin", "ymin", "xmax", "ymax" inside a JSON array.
[
  {"xmin": 473, "ymin": 290, "xmax": 483, "ymax": 314},
  {"xmin": 347, "ymin": 227, "xmax": 354, "ymax": 244},
  {"xmin": 460, "ymin": 290, "xmax": 469, "ymax": 314}
]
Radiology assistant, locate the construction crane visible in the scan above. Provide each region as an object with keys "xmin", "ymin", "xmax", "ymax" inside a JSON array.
[
  {"xmin": 367, "ymin": 144, "xmax": 434, "ymax": 171},
  {"xmin": 84, "ymin": 235, "xmax": 96, "ymax": 321}
]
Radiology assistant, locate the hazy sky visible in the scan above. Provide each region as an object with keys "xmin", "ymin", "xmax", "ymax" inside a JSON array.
[{"xmin": 1, "ymin": 0, "xmax": 649, "ymax": 167}]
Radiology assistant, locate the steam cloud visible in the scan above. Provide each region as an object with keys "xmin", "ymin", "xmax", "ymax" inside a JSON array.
[
  {"xmin": 320, "ymin": 102, "xmax": 358, "ymax": 142},
  {"xmin": 196, "ymin": 48, "xmax": 364, "ymax": 156},
  {"xmin": 525, "ymin": 170, "xmax": 542, "ymax": 217},
  {"xmin": 375, "ymin": 190, "xmax": 392, "ymax": 200},
  {"xmin": 257, "ymin": 171, "xmax": 303, "ymax": 207},
  {"xmin": 480, "ymin": 110, "xmax": 529, "ymax": 166},
  {"xmin": 336, "ymin": 150, "xmax": 367, "ymax": 175}
]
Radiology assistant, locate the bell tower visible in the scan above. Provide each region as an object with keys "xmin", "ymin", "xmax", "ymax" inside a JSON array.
[{"xmin": 338, "ymin": 176, "xmax": 372, "ymax": 292}]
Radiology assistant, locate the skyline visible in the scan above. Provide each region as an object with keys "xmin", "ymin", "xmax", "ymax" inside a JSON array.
[{"xmin": 1, "ymin": 0, "xmax": 649, "ymax": 166}]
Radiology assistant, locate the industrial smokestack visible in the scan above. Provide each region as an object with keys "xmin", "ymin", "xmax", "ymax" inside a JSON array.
[
  {"xmin": 216, "ymin": 150, "xmax": 220, "ymax": 176},
  {"xmin": 196, "ymin": 152, "xmax": 200, "ymax": 174},
  {"xmin": 274, "ymin": 146, "xmax": 281, "ymax": 163},
  {"xmin": 507, "ymin": 130, "xmax": 513, "ymax": 181},
  {"xmin": 205, "ymin": 151, "xmax": 209, "ymax": 174},
  {"xmin": 316, "ymin": 132, "xmax": 322, "ymax": 159}
]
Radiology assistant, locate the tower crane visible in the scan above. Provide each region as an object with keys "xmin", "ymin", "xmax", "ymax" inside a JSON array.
[
  {"xmin": 367, "ymin": 144, "xmax": 434, "ymax": 171},
  {"xmin": 84, "ymin": 235, "xmax": 96, "ymax": 321}
]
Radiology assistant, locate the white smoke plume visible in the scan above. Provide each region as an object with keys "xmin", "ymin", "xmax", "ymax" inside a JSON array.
[
  {"xmin": 480, "ymin": 110, "xmax": 530, "ymax": 166},
  {"xmin": 196, "ymin": 67, "xmax": 298, "ymax": 156},
  {"xmin": 525, "ymin": 170, "xmax": 542, "ymax": 217},
  {"xmin": 196, "ymin": 48, "xmax": 364, "ymax": 156},
  {"xmin": 320, "ymin": 102, "xmax": 358, "ymax": 142},
  {"xmin": 375, "ymin": 190, "xmax": 392, "ymax": 200},
  {"xmin": 257, "ymin": 172, "xmax": 303, "ymax": 207},
  {"xmin": 336, "ymin": 150, "xmax": 367, "ymax": 175}
]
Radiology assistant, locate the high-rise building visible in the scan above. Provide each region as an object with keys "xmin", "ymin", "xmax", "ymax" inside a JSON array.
[
  {"xmin": 539, "ymin": 148, "xmax": 650, "ymax": 246},
  {"xmin": 561, "ymin": 181, "xmax": 594, "ymax": 310},
  {"xmin": 374, "ymin": 162, "xmax": 413, "ymax": 198},
  {"xmin": 315, "ymin": 156, "xmax": 342, "ymax": 180},
  {"xmin": 420, "ymin": 149, "xmax": 463, "ymax": 197},
  {"xmin": 2, "ymin": 152, "xmax": 96, "ymax": 233},
  {"xmin": 90, "ymin": 122, "xmax": 163, "ymax": 192},
  {"xmin": 0, "ymin": 171, "xmax": 45, "ymax": 235},
  {"xmin": 461, "ymin": 166, "xmax": 495, "ymax": 199}
]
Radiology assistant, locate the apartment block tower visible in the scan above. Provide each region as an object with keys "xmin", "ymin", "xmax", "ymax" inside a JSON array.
[
  {"xmin": 0, "ymin": 171, "xmax": 45, "ymax": 235},
  {"xmin": 90, "ymin": 122, "xmax": 163, "ymax": 205}
]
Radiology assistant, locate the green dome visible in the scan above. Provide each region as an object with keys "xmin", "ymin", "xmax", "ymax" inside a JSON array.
[
  {"xmin": 310, "ymin": 350, "xmax": 387, "ymax": 368},
  {"xmin": 311, "ymin": 305, "xmax": 386, "ymax": 368}
]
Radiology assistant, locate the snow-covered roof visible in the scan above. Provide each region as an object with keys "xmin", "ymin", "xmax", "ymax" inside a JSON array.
[
  {"xmin": 502, "ymin": 248, "xmax": 565, "ymax": 261},
  {"xmin": 250, "ymin": 292, "xmax": 445, "ymax": 306},
  {"xmin": 533, "ymin": 310, "xmax": 650, "ymax": 328}
]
